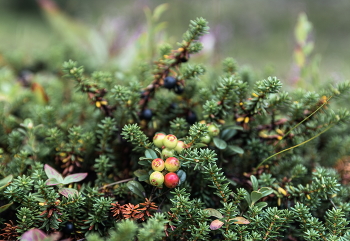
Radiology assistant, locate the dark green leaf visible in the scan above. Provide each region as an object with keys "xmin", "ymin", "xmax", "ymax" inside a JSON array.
[
  {"xmin": 0, "ymin": 202, "xmax": 13, "ymax": 213},
  {"xmin": 223, "ymin": 125, "xmax": 244, "ymax": 131},
  {"xmin": 138, "ymin": 174, "xmax": 149, "ymax": 182},
  {"xmin": 145, "ymin": 149, "xmax": 158, "ymax": 159},
  {"xmin": 244, "ymin": 192, "xmax": 251, "ymax": 205},
  {"xmin": 251, "ymin": 175, "xmax": 258, "ymax": 191},
  {"xmin": 260, "ymin": 187, "xmax": 274, "ymax": 197},
  {"xmin": 127, "ymin": 180, "xmax": 145, "ymax": 198},
  {"xmin": 227, "ymin": 145, "xmax": 244, "ymax": 154},
  {"xmin": 192, "ymin": 143, "xmax": 208, "ymax": 148},
  {"xmin": 177, "ymin": 170, "xmax": 186, "ymax": 185},
  {"xmin": 251, "ymin": 191, "xmax": 263, "ymax": 204},
  {"xmin": 0, "ymin": 175, "xmax": 13, "ymax": 190},
  {"xmin": 138, "ymin": 159, "xmax": 150, "ymax": 166},
  {"xmin": 134, "ymin": 169, "xmax": 148, "ymax": 177},
  {"xmin": 220, "ymin": 128, "xmax": 237, "ymax": 141},
  {"xmin": 213, "ymin": 137, "xmax": 227, "ymax": 150},
  {"xmin": 255, "ymin": 202, "xmax": 268, "ymax": 209}
]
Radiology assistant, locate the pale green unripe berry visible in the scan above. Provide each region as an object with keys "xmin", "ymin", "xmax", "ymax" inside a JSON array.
[
  {"xmin": 175, "ymin": 141, "xmax": 186, "ymax": 153},
  {"xmin": 153, "ymin": 133, "xmax": 166, "ymax": 148},
  {"xmin": 149, "ymin": 171, "xmax": 164, "ymax": 187},
  {"xmin": 208, "ymin": 124, "xmax": 220, "ymax": 137},
  {"xmin": 201, "ymin": 134, "xmax": 211, "ymax": 144},
  {"xmin": 163, "ymin": 134, "xmax": 178, "ymax": 149},
  {"xmin": 162, "ymin": 148, "xmax": 175, "ymax": 159}
]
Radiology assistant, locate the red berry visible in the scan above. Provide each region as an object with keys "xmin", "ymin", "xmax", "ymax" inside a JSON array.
[
  {"xmin": 164, "ymin": 172, "xmax": 180, "ymax": 188},
  {"xmin": 152, "ymin": 158, "xmax": 165, "ymax": 171},
  {"xmin": 149, "ymin": 171, "xmax": 164, "ymax": 187},
  {"xmin": 163, "ymin": 134, "xmax": 178, "ymax": 149},
  {"xmin": 153, "ymin": 133, "xmax": 166, "ymax": 148},
  {"xmin": 165, "ymin": 157, "xmax": 180, "ymax": 172}
]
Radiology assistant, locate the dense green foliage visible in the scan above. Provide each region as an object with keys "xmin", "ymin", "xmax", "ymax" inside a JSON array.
[{"xmin": 1, "ymin": 7, "xmax": 350, "ymax": 241}]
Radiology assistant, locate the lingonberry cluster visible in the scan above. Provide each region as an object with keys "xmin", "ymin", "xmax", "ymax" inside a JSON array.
[{"xmin": 149, "ymin": 133, "xmax": 185, "ymax": 188}]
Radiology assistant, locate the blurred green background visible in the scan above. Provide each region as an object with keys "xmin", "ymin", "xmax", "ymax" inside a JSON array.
[{"xmin": 1, "ymin": 0, "xmax": 349, "ymax": 83}]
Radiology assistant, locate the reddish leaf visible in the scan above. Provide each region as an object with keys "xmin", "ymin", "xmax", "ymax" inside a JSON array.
[
  {"xmin": 21, "ymin": 228, "xmax": 47, "ymax": 241},
  {"xmin": 45, "ymin": 178, "xmax": 61, "ymax": 186},
  {"xmin": 62, "ymin": 173, "xmax": 88, "ymax": 184},
  {"xmin": 209, "ymin": 219, "xmax": 224, "ymax": 230},
  {"xmin": 44, "ymin": 164, "xmax": 63, "ymax": 183},
  {"xmin": 59, "ymin": 188, "xmax": 78, "ymax": 198}
]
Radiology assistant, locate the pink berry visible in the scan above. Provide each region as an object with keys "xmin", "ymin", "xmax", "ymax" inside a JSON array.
[
  {"xmin": 153, "ymin": 133, "xmax": 166, "ymax": 148},
  {"xmin": 149, "ymin": 171, "xmax": 164, "ymax": 187},
  {"xmin": 164, "ymin": 172, "xmax": 180, "ymax": 188},
  {"xmin": 163, "ymin": 134, "xmax": 178, "ymax": 149},
  {"xmin": 165, "ymin": 157, "xmax": 180, "ymax": 172},
  {"xmin": 152, "ymin": 158, "xmax": 165, "ymax": 171}
]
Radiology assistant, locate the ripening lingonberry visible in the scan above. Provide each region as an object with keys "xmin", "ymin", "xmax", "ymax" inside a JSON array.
[
  {"xmin": 175, "ymin": 141, "xmax": 186, "ymax": 153},
  {"xmin": 152, "ymin": 158, "xmax": 165, "ymax": 171},
  {"xmin": 165, "ymin": 157, "xmax": 180, "ymax": 172},
  {"xmin": 149, "ymin": 171, "xmax": 164, "ymax": 187},
  {"xmin": 163, "ymin": 134, "xmax": 178, "ymax": 149},
  {"xmin": 153, "ymin": 133, "xmax": 166, "ymax": 148}
]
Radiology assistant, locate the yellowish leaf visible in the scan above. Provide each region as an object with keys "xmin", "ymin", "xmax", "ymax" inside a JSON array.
[{"xmin": 231, "ymin": 216, "xmax": 250, "ymax": 224}]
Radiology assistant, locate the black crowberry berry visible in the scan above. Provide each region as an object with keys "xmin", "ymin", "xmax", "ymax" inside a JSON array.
[
  {"xmin": 186, "ymin": 111, "xmax": 197, "ymax": 124},
  {"xmin": 163, "ymin": 76, "xmax": 177, "ymax": 89},
  {"xmin": 141, "ymin": 109, "xmax": 153, "ymax": 120},
  {"xmin": 174, "ymin": 84, "xmax": 184, "ymax": 94},
  {"xmin": 62, "ymin": 222, "xmax": 75, "ymax": 234}
]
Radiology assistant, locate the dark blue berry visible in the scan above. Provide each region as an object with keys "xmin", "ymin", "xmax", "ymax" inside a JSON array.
[
  {"xmin": 62, "ymin": 222, "xmax": 75, "ymax": 234},
  {"xmin": 141, "ymin": 109, "xmax": 153, "ymax": 120},
  {"xmin": 163, "ymin": 76, "xmax": 177, "ymax": 89},
  {"xmin": 169, "ymin": 103, "xmax": 178, "ymax": 110},
  {"xmin": 174, "ymin": 84, "xmax": 184, "ymax": 94},
  {"xmin": 186, "ymin": 111, "xmax": 197, "ymax": 124},
  {"xmin": 180, "ymin": 56, "xmax": 188, "ymax": 62}
]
